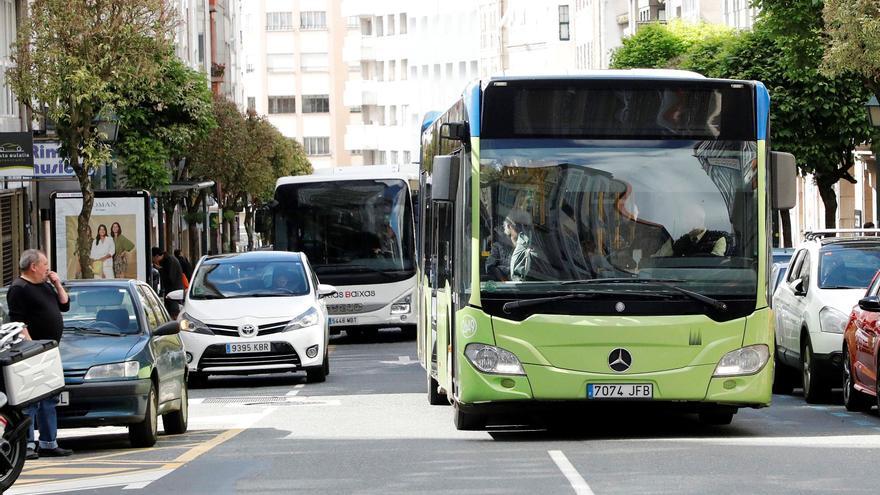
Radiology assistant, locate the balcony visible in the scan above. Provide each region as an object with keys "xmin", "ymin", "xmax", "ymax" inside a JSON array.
[{"xmin": 343, "ymin": 79, "xmax": 378, "ymax": 107}]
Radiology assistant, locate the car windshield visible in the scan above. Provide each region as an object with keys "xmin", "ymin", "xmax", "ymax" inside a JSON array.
[
  {"xmin": 817, "ymin": 243, "xmax": 880, "ymax": 289},
  {"xmin": 63, "ymin": 287, "xmax": 140, "ymax": 334},
  {"xmin": 479, "ymin": 139, "xmax": 759, "ymax": 297},
  {"xmin": 190, "ymin": 260, "xmax": 310, "ymax": 299}
]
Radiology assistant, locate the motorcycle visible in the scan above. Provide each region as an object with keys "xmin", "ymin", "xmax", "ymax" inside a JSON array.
[{"xmin": 0, "ymin": 321, "xmax": 65, "ymax": 492}]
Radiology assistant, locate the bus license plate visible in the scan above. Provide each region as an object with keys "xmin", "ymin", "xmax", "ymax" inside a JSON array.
[
  {"xmin": 329, "ymin": 316, "xmax": 357, "ymax": 326},
  {"xmin": 588, "ymin": 384, "xmax": 653, "ymax": 399},
  {"xmin": 226, "ymin": 342, "xmax": 271, "ymax": 354}
]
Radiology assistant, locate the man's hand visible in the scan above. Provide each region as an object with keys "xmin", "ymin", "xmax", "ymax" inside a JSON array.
[{"xmin": 48, "ymin": 271, "xmax": 61, "ymax": 285}]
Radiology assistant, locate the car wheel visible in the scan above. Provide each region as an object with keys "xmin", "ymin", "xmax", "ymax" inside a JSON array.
[
  {"xmin": 772, "ymin": 349, "xmax": 795, "ymax": 395},
  {"xmin": 323, "ymin": 349, "xmax": 330, "ymax": 376},
  {"xmin": 129, "ymin": 384, "xmax": 158, "ymax": 448},
  {"xmin": 163, "ymin": 381, "xmax": 189, "ymax": 434},
  {"xmin": 306, "ymin": 356, "xmax": 327, "ymax": 383},
  {"xmin": 698, "ymin": 409, "xmax": 735, "ymax": 426},
  {"xmin": 453, "ymin": 402, "xmax": 486, "ymax": 431},
  {"xmin": 188, "ymin": 372, "xmax": 209, "ymax": 389},
  {"xmin": 802, "ymin": 339, "xmax": 829, "ymax": 404},
  {"xmin": 427, "ymin": 371, "xmax": 447, "ymax": 406}
]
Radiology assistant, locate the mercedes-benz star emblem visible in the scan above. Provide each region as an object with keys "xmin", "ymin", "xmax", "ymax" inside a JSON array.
[
  {"xmin": 614, "ymin": 302, "xmax": 626, "ymax": 313},
  {"xmin": 238, "ymin": 323, "xmax": 258, "ymax": 338},
  {"xmin": 608, "ymin": 348, "xmax": 632, "ymax": 373}
]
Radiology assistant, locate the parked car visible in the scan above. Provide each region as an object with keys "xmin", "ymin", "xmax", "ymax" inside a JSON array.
[
  {"xmin": 773, "ymin": 233, "xmax": 880, "ymax": 402},
  {"xmin": 770, "ymin": 262, "xmax": 789, "ymax": 306},
  {"xmin": 842, "ymin": 269, "xmax": 880, "ymax": 412},
  {"xmin": 168, "ymin": 251, "xmax": 336, "ymax": 386},
  {"xmin": 59, "ymin": 280, "xmax": 188, "ymax": 447},
  {"xmin": 772, "ymin": 247, "xmax": 796, "ymax": 265}
]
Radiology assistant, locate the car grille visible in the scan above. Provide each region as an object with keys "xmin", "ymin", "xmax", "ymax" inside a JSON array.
[
  {"xmin": 64, "ymin": 369, "xmax": 88, "ymax": 380},
  {"xmin": 326, "ymin": 303, "xmax": 386, "ymax": 315},
  {"xmin": 198, "ymin": 342, "xmax": 301, "ymax": 369},
  {"xmin": 206, "ymin": 320, "xmax": 290, "ymax": 337}
]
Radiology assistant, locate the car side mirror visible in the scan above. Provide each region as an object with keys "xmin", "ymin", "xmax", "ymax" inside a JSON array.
[
  {"xmin": 793, "ymin": 279, "xmax": 807, "ymax": 296},
  {"xmin": 166, "ymin": 289, "xmax": 185, "ymax": 302},
  {"xmin": 154, "ymin": 320, "xmax": 181, "ymax": 336},
  {"xmin": 858, "ymin": 295, "xmax": 880, "ymax": 312},
  {"xmin": 317, "ymin": 284, "xmax": 337, "ymax": 298}
]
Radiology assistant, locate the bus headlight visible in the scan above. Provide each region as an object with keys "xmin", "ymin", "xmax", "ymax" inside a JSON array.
[
  {"xmin": 390, "ymin": 294, "xmax": 412, "ymax": 315},
  {"xmin": 819, "ymin": 307, "xmax": 849, "ymax": 334},
  {"xmin": 713, "ymin": 344, "xmax": 770, "ymax": 377},
  {"xmin": 464, "ymin": 343, "xmax": 526, "ymax": 375},
  {"xmin": 284, "ymin": 307, "xmax": 319, "ymax": 331}
]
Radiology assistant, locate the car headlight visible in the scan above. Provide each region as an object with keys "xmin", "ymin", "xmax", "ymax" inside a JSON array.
[
  {"xmin": 464, "ymin": 343, "xmax": 526, "ymax": 375},
  {"xmin": 819, "ymin": 307, "xmax": 849, "ymax": 334},
  {"xmin": 84, "ymin": 361, "xmax": 140, "ymax": 380},
  {"xmin": 284, "ymin": 307, "xmax": 320, "ymax": 331},
  {"xmin": 713, "ymin": 344, "xmax": 770, "ymax": 377},
  {"xmin": 390, "ymin": 294, "xmax": 412, "ymax": 315},
  {"xmin": 179, "ymin": 313, "xmax": 214, "ymax": 335}
]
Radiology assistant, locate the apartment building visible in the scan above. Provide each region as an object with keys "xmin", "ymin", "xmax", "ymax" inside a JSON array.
[
  {"xmin": 1, "ymin": 0, "xmax": 25, "ymax": 133},
  {"xmin": 243, "ymin": 0, "xmax": 357, "ymax": 169}
]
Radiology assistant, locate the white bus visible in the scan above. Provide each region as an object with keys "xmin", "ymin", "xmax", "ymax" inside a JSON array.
[{"xmin": 273, "ymin": 165, "xmax": 418, "ymax": 338}]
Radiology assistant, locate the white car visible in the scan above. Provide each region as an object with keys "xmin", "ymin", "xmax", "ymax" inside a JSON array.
[
  {"xmin": 772, "ymin": 233, "xmax": 880, "ymax": 402},
  {"xmin": 167, "ymin": 251, "xmax": 336, "ymax": 386}
]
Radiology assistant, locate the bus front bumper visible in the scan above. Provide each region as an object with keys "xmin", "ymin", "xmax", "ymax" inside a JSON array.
[{"xmin": 456, "ymin": 358, "xmax": 773, "ymax": 409}]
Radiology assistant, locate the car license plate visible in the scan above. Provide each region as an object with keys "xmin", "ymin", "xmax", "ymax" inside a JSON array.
[
  {"xmin": 329, "ymin": 316, "xmax": 357, "ymax": 326},
  {"xmin": 588, "ymin": 383, "xmax": 653, "ymax": 399},
  {"xmin": 226, "ymin": 342, "xmax": 271, "ymax": 354},
  {"xmin": 58, "ymin": 391, "xmax": 69, "ymax": 407}
]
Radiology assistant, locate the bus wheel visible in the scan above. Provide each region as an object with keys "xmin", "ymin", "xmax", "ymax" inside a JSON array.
[
  {"xmin": 698, "ymin": 408, "xmax": 734, "ymax": 426},
  {"xmin": 401, "ymin": 325, "xmax": 417, "ymax": 340},
  {"xmin": 427, "ymin": 372, "xmax": 447, "ymax": 406},
  {"xmin": 453, "ymin": 403, "xmax": 486, "ymax": 430}
]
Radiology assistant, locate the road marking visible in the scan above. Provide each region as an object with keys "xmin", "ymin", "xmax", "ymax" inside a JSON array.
[
  {"xmin": 548, "ymin": 450, "xmax": 595, "ymax": 495},
  {"xmin": 287, "ymin": 384, "xmax": 306, "ymax": 396},
  {"xmin": 629, "ymin": 434, "xmax": 880, "ymax": 448},
  {"xmin": 379, "ymin": 355, "xmax": 416, "ymax": 365}
]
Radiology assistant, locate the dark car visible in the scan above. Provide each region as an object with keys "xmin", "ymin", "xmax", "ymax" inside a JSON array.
[{"xmin": 58, "ymin": 280, "xmax": 188, "ymax": 447}]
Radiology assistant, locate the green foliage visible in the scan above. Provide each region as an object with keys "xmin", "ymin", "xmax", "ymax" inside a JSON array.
[
  {"xmin": 610, "ymin": 20, "xmax": 734, "ymax": 70},
  {"xmin": 117, "ymin": 136, "xmax": 171, "ymax": 190},
  {"xmin": 822, "ymin": 0, "xmax": 880, "ymax": 96}
]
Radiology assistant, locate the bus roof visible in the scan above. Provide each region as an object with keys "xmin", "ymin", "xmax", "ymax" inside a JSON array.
[
  {"xmin": 484, "ymin": 69, "xmax": 708, "ymax": 82},
  {"xmin": 276, "ymin": 164, "xmax": 418, "ymax": 187}
]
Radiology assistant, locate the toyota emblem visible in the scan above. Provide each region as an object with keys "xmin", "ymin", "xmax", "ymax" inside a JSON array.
[
  {"xmin": 238, "ymin": 323, "xmax": 258, "ymax": 338},
  {"xmin": 608, "ymin": 348, "xmax": 632, "ymax": 373}
]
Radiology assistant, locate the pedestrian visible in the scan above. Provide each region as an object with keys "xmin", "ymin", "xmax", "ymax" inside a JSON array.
[
  {"xmin": 6, "ymin": 249, "xmax": 73, "ymax": 459},
  {"xmin": 173, "ymin": 249, "xmax": 193, "ymax": 280},
  {"xmin": 151, "ymin": 247, "xmax": 184, "ymax": 318}
]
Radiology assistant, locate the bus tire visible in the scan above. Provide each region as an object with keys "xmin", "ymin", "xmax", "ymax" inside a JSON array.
[
  {"xmin": 453, "ymin": 403, "xmax": 486, "ymax": 430},
  {"xmin": 427, "ymin": 372, "xmax": 447, "ymax": 406},
  {"xmin": 401, "ymin": 324, "xmax": 417, "ymax": 339},
  {"xmin": 698, "ymin": 408, "xmax": 734, "ymax": 426}
]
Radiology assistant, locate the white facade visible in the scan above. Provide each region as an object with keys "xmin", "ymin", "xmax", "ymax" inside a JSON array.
[
  {"xmin": 243, "ymin": 0, "xmax": 357, "ymax": 169},
  {"xmin": 0, "ymin": 0, "xmax": 23, "ymax": 132},
  {"xmin": 572, "ymin": 0, "xmax": 629, "ymax": 70},
  {"xmin": 214, "ymin": 0, "xmax": 247, "ymax": 108},
  {"xmin": 174, "ymin": 0, "xmax": 212, "ymax": 74}
]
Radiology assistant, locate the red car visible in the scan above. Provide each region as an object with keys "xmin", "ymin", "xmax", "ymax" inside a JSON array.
[{"xmin": 842, "ymin": 270, "xmax": 880, "ymax": 412}]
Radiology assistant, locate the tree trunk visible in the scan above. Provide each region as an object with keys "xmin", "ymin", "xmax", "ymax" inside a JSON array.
[
  {"xmin": 817, "ymin": 177, "xmax": 838, "ymax": 230},
  {"xmin": 245, "ymin": 206, "xmax": 254, "ymax": 251},
  {"xmin": 76, "ymin": 160, "xmax": 95, "ymax": 280},
  {"xmin": 185, "ymin": 193, "xmax": 203, "ymax": 261},
  {"xmin": 163, "ymin": 198, "xmax": 176, "ymax": 253}
]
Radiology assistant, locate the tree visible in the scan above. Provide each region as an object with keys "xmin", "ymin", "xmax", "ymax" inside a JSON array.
[
  {"xmin": 8, "ymin": 0, "xmax": 175, "ymax": 278},
  {"xmin": 610, "ymin": 20, "xmax": 733, "ymax": 69}
]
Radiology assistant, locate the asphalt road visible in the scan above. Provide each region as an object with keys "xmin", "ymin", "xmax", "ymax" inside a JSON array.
[{"xmin": 11, "ymin": 329, "xmax": 880, "ymax": 495}]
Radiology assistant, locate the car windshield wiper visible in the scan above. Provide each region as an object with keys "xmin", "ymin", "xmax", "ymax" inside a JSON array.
[
  {"xmin": 63, "ymin": 326, "xmax": 124, "ymax": 336},
  {"xmin": 559, "ymin": 278, "xmax": 728, "ymax": 312}
]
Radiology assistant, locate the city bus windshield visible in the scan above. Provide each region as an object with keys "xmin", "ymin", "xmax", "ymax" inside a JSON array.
[
  {"xmin": 274, "ymin": 179, "xmax": 415, "ymax": 285},
  {"xmin": 478, "ymin": 139, "xmax": 759, "ymax": 297}
]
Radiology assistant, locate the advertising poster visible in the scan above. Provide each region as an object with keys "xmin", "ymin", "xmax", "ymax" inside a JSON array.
[{"xmin": 51, "ymin": 191, "xmax": 150, "ymax": 282}]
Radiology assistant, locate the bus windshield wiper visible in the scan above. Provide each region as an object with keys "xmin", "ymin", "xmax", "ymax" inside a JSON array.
[
  {"xmin": 502, "ymin": 293, "xmax": 600, "ymax": 313},
  {"xmin": 560, "ymin": 278, "xmax": 727, "ymax": 312}
]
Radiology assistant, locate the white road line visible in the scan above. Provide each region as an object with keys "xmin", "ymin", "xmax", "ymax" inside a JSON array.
[
  {"xmin": 286, "ymin": 383, "xmax": 306, "ymax": 396},
  {"xmin": 548, "ymin": 450, "xmax": 595, "ymax": 495}
]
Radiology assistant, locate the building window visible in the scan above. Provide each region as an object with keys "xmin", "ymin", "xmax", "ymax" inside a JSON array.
[
  {"xmin": 350, "ymin": 106, "xmax": 363, "ymax": 113},
  {"xmin": 347, "ymin": 16, "xmax": 360, "ymax": 28},
  {"xmin": 247, "ymin": 97, "xmax": 256, "ymax": 111},
  {"xmin": 350, "ymin": 149, "xmax": 363, "ymax": 156},
  {"xmin": 390, "ymin": 151, "xmax": 399, "ymax": 164},
  {"xmin": 399, "ymin": 13, "xmax": 408, "ymax": 34},
  {"xmin": 304, "ymin": 137, "xmax": 330, "ymax": 156},
  {"xmin": 403, "ymin": 151, "xmax": 411, "ymax": 164},
  {"xmin": 266, "ymin": 53, "xmax": 295, "ymax": 72},
  {"xmin": 375, "ymin": 16, "xmax": 384, "ymax": 36},
  {"xmin": 300, "ymin": 11, "xmax": 327, "ymax": 30},
  {"xmin": 377, "ymin": 150, "xmax": 387, "ymax": 164},
  {"xmin": 387, "ymin": 14, "xmax": 395, "ymax": 35},
  {"xmin": 268, "ymin": 96, "xmax": 295, "ymax": 114},
  {"xmin": 301, "ymin": 53, "xmax": 329, "ymax": 71},
  {"xmin": 559, "ymin": 5, "xmax": 570, "ymax": 40},
  {"xmin": 401, "ymin": 59, "xmax": 408, "ymax": 80},
  {"xmin": 302, "ymin": 95, "xmax": 330, "ymax": 113},
  {"xmin": 266, "ymin": 12, "xmax": 293, "ymax": 31},
  {"xmin": 389, "ymin": 60, "xmax": 396, "ymax": 81}
]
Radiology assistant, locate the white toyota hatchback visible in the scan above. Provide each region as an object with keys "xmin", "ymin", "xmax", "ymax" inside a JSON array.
[{"xmin": 167, "ymin": 251, "xmax": 336, "ymax": 386}]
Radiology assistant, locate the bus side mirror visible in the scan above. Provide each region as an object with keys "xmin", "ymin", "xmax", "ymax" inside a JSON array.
[
  {"xmin": 771, "ymin": 151, "xmax": 796, "ymax": 210},
  {"xmin": 440, "ymin": 122, "xmax": 468, "ymax": 142},
  {"xmin": 431, "ymin": 155, "xmax": 459, "ymax": 203}
]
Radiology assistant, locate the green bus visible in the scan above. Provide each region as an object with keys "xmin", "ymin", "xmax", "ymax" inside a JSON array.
[{"xmin": 417, "ymin": 72, "xmax": 796, "ymax": 429}]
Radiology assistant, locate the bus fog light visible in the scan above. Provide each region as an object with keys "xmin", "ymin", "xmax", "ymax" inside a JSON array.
[
  {"xmin": 390, "ymin": 294, "xmax": 412, "ymax": 315},
  {"xmin": 306, "ymin": 345, "xmax": 319, "ymax": 359},
  {"xmin": 464, "ymin": 343, "xmax": 525, "ymax": 375},
  {"xmin": 713, "ymin": 344, "xmax": 769, "ymax": 377}
]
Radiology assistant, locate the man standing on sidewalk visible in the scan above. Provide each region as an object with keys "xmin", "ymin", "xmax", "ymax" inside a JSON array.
[
  {"xmin": 152, "ymin": 247, "xmax": 184, "ymax": 318},
  {"xmin": 7, "ymin": 249, "xmax": 73, "ymax": 459}
]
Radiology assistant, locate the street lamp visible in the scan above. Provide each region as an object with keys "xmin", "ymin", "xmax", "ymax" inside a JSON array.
[
  {"xmin": 93, "ymin": 112, "xmax": 120, "ymax": 143},
  {"xmin": 866, "ymin": 96, "xmax": 880, "ymax": 128}
]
